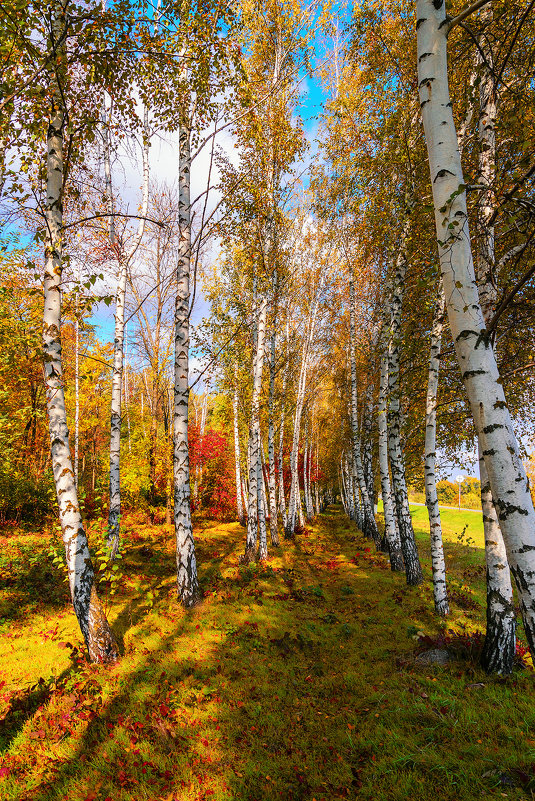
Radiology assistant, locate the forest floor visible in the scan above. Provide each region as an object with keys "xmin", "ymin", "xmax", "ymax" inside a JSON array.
[{"xmin": 1, "ymin": 505, "xmax": 534, "ymax": 801}]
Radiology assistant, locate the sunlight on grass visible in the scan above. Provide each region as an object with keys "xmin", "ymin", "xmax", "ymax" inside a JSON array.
[{"xmin": 1, "ymin": 508, "xmax": 534, "ymax": 801}]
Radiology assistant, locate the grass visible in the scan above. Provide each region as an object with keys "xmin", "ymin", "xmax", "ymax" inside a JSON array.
[{"xmin": 0, "ymin": 505, "xmax": 534, "ymax": 800}]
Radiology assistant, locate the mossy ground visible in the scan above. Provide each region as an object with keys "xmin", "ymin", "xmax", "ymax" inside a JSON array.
[{"xmin": 1, "ymin": 506, "xmax": 534, "ymax": 800}]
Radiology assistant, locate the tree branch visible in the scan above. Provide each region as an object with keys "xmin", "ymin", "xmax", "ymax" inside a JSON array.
[{"xmin": 444, "ymin": 0, "xmax": 492, "ymax": 36}]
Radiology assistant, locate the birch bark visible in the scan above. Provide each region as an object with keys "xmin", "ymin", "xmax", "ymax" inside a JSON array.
[
  {"xmin": 43, "ymin": 0, "xmax": 117, "ymax": 662},
  {"xmin": 174, "ymin": 122, "xmax": 199, "ymax": 606},
  {"xmin": 277, "ymin": 319, "xmax": 290, "ymax": 529},
  {"xmin": 74, "ymin": 312, "xmax": 79, "ymax": 489},
  {"xmin": 244, "ymin": 297, "xmax": 268, "ymax": 562},
  {"xmin": 386, "ymin": 252, "xmax": 424, "ymax": 585},
  {"xmin": 417, "ymin": 0, "xmax": 535, "ymax": 655},
  {"xmin": 267, "ymin": 325, "xmax": 279, "ymax": 544},
  {"xmin": 107, "ymin": 106, "xmax": 149, "ymax": 557},
  {"xmin": 233, "ymin": 376, "xmax": 246, "ymax": 526},
  {"xmin": 424, "ymin": 288, "xmax": 449, "ymax": 614},
  {"xmin": 285, "ymin": 280, "xmax": 323, "ymax": 538},
  {"xmin": 474, "ymin": 18, "xmax": 515, "ymax": 673},
  {"xmin": 349, "ymin": 280, "xmax": 381, "ymax": 548},
  {"xmin": 378, "ymin": 333, "xmax": 403, "ymax": 571}
]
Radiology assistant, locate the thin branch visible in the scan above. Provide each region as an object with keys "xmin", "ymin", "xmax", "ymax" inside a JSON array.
[
  {"xmin": 444, "ymin": 0, "xmax": 492, "ymax": 36},
  {"xmin": 487, "ymin": 234, "xmax": 535, "ymax": 333},
  {"xmin": 62, "ymin": 212, "xmax": 165, "ymax": 230}
]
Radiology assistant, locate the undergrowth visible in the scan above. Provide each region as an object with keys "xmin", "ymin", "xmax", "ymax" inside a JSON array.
[{"xmin": 0, "ymin": 506, "xmax": 534, "ymax": 800}]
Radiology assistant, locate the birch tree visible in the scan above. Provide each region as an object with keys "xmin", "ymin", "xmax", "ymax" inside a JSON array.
[
  {"xmin": 42, "ymin": 0, "xmax": 117, "ymax": 662},
  {"xmin": 473, "ymin": 11, "xmax": 515, "ymax": 673},
  {"xmin": 417, "ymin": 0, "xmax": 535, "ymax": 656},
  {"xmin": 424, "ymin": 288, "xmax": 450, "ymax": 615},
  {"xmin": 107, "ymin": 106, "xmax": 150, "ymax": 558}
]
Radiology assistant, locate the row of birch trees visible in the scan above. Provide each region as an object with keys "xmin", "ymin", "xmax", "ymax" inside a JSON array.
[{"xmin": 319, "ymin": 0, "xmax": 535, "ymax": 675}]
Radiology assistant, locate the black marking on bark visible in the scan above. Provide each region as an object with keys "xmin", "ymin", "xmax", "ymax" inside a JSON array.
[
  {"xmin": 483, "ymin": 424, "xmax": 504, "ymax": 434},
  {"xmin": 496, "ymin": 500, "xmax": 529, "ymax": 518},
  {"xmin": 433, "ymin": 0, "xmax": 444, "ymax": 8},
  {"xmin": 483, "ymin": 449, "xmax": 496, "ymax": 456},
  {"xmin": 462, "ymin": 369, "xmax": 486, "ymax": 379},
  {"xmin": 493, "ymin": 400, "xmax": 506, "ymax": 409},
  {"xmin": 455, "ymin": 329, "xmax": 478, "ymax": 341},
  {"xmin": 419, "ymin": 52, "xmax": 433, "ymax": 61},
  {"xmin": 433, "ymin": 169, "xmax": 455, "ymax": 182},
  {"xmin": 416, "ymin": 17, "xmax": 426, "ymax": 29}
]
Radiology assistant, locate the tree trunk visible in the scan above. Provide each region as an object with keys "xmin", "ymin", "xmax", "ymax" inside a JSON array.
[
  {"xmin": 233, "ymin": 376, "xmax": 246, "ymax": 526},
  {"xmin": 473, "ymin": 16, "xmax": 516, "ymax": 673},
  {"xmin": 244, "ymin": 297, "xmax": 268, "ymax": 562},
  {"xmin": 378, "ymin": 331, "xmax": 404, "ymax": 571},
  {"xmin": 43, "ymin": 1, "xmax": 117, "ymax": 663},
  {"xmin": 174, "ymin": 123, "xmax": 199, "ymax": 607},
  {"xmin": 386, "ymin": 253, "xmax": 424, "ymax": 585},
  {"xmin": 257, "ymin": 432, "xmax": 268, "ymax": 560},
  {"xmin": 277, "ymin": 320, "xmax": 290, "ymax": 530},
  {"xmin": 267, "ymin": 326, "xmax": 279, "ymax": 544},
  {"xmin": 286, "ymin": 280, "xmax": 323, "ymax": 537},
  {"xmin": 107, "ymin": 105, "xmax": 149, "ymax": 557},
  {"xmin": 349, "ymin": 280, "xmax": 381, "ymax": 549},
  {"xmin": 424, "ymin": 288, "xmax": 450, "ymax": 614},
  {"xmin": 417, "ymin": 0, "xmax": 535, "ymax": 656},
  {"xmin": 74, "ymin": 312, "xmax": 79, "ymax": 490}
]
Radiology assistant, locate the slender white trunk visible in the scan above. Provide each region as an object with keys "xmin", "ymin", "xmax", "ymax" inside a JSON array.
[
  {"xmin": 304, "ymin": 423, "xmax": 314, "ymax": 522},
  {"xmin": 267, "ymin": 326, "xmax": 279, "ymax": 545},
  {"xmin": 424, "ymin": 288, "xmax": 449, "ymax": 614},
  {"xmin": 124, "ymin": 323, "xmax": 131, "ymax": 452},
  {"xmin": 386, "ymin": 251, "xmax": 424, "ymax": 585},
  {"xmin": 233, "ymin": 376, "xmax": 245, "ymax": 526},
  {"xmin": 349, "ymin": 280, "xmax": 381, "ymax": 548},
  {"xmin": 257, "ymin": 436, "xmax": 268, "ymax": 560},
  {"xmin": 345, "ymin": 459, "xmax": 353, "ymax": 518},
  {"xmin": 473, "ymin": 18, "xmax": 516, "ymax": 673},
  {"xmin": 286, "ymin": 281, "xmax": 323, "ymax": 537},
  {"xmin": 107, "ymin": 105, "xmax": 149, "ymax": 557},
  {"xmin": 74, "ymin": 313, "xmax": 79, "ymax": 489},
  {"xmin": 277, "ymin": 320, "xmax": 289, "ymax": 529},
  {"xmin": 377, "ymin": 331, "xmax": 403, "ymax": 571},
  {"xmin": 244, "ymin": 297, "xmax": 268, "ymax": 562},
  {"xmin": 43, "ymin": 1, "xmax": 117, "ymax": 662},
  {"xmin": 362, "ymin": 384, "xmax": 375, "ymax": 512},
  {"xmin": 417, "ymin": 0, "xmax": 535, "ymax": 655},
  {"xmin": 174, "ymin": 123, "xmax": 199, "ymax": 607}
]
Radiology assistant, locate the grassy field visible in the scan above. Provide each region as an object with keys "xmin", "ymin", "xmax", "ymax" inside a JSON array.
[{"xmin": 1, "ymin": 505, "xmax": 534, "ymax": 801}]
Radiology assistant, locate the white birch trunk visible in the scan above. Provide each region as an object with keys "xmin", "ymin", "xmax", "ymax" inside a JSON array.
[
  {"xmin": 386, "ymin": 253, "xmax": 424, "ymax": 585},
  {"xmin": 417, "ymin": 0, "xmax": 535, "ymax": 655},
  {"xmin": 378, "ymin": 335, "xmax": 403, "ymax": 571},
  {"xmin": 473, "ymin": 19, "xmax": 516, "ymax": 672},
  {"xmin": 107, "ymin": 105, "xmax": 149, "ymax": 557},
  {"xmin": 349, "ymin": 280, "xmax": 381, "ymax": 548},
  {"xmin": 43, "ymin": 2, "xmax": 117, "ymax": 662},
  {"xmin": 362, "ymin": 384, "xmax": 375, "ymax": 514},
  {"xmin": 268, "ymin": 326, "xmax": 280, "ymax": 545},
  {"xmin": 257, "ymin": 436, "xmax": 268, "ymax": 560},
  {"xmin": 174, "ymin": 123, "xmax": 199, "ymax": 607},
  {"xmin": 285, "ymin": 281, "xmax": 323, "ymax": 537},
  {"xmin": 277, "ymin": 320, "xmax": 290, "ymax": 529},
  {"xmin": 74, "ymin": 313, "xmax": 79, "ymax": 489},
  {"xmin": 233, "ymin": 376, "xmax": 246, "ymax": 526},
  {"xmin": 244, "ymin": 297, "xmax": 268, "ymax": 562},
  {"xmin": 424, "ymin": 288, "xmax": 450, "ymax": 614}
]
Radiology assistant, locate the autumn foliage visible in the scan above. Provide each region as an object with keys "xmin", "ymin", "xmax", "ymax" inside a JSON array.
[{"xmin": 189, "ymin": 426, "xmax": 237, "ymax": 521}]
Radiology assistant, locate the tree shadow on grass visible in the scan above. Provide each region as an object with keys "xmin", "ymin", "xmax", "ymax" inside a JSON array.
[{"xmin": 1, "ymin": 509, "xmax": 513, "ymax": 801}]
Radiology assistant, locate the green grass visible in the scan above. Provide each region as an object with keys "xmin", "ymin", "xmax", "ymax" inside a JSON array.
[{"xmin": 0, "ymin": 507, "xmax": 534, "ymax": 801}]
